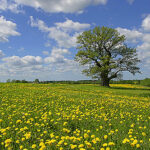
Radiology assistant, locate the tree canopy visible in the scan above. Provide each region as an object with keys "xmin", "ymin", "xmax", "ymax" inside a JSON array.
[{"xmin": 75, "ymin": 26, "xmax": 140, "ymax": 87}]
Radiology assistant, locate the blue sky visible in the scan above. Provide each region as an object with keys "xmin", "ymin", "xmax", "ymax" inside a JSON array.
[{"xmin": 0, "ymin": 0, "xmax": 150, "ymax": 81}]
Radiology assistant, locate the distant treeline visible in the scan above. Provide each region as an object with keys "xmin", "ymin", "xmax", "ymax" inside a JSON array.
[{"xmin": 6, "ymin": 78, "xmax": 150, "ymax": 86}]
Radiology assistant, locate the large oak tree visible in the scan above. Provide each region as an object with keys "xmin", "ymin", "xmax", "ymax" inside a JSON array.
[{"xmin": 75, "ymin": 26, "xmax": 140, "ymax": 87}]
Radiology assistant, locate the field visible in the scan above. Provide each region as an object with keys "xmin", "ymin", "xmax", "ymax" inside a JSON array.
[{"xmin": 0, "ymin": 83, "xmax": 150, "ymax": 150}]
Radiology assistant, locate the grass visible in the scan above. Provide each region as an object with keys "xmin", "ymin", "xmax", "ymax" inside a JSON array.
[{"xmin": 0, "ymin": 83, "xmax": 150, "ymax": 150}]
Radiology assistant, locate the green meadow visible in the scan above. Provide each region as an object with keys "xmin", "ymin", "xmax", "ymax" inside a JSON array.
[{"xmin": 0, "ymin": 83, "xmax": 150, "ymax": 150}]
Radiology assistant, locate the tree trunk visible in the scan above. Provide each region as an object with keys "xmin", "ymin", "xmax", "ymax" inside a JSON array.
[{"xmin": 101, "ymin": 77, "xmax": 110, "ymax": 87}]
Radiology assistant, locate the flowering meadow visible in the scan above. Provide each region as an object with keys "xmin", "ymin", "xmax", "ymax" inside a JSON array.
[{"xmin": 0, "ymin": 83, "xmax": 150, "ymax": 150}]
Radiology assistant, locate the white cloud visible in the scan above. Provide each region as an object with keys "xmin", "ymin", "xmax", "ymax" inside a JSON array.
[
  {"xmin": 142, "ymin": 33, "xmax": 150, "ymax": 43},
  {"xmin": 0, "ymin": 0, "xmax": 8, "ymax": 10},
  {"xmin": 14, "ymin": 0, "xmax": 107, "ymax": 13},
  {"xmin": 137, "ymin": 43, "xmax": 150, "ymax": 61},
  {"xmin": 0, "ymin": 50, "xmax": 5, "ymax": 58},
  {"xmin": 42, "ymin": 51, "xmax": 49, "ymax": 55},
  {"xmin": 0, "ymin": 55, "xmax": 45, "ymax": 79},
  {"xmin": 30, "ymin": 16, "xmax": 50, "ymax": 32},
  {"xmin": 135, "ymin": 15, "xmax": 150, "ymax": 66},
  {"xmin": 116, "ymin": 27, "xmax": 150, "ymax": 65},
  {"xmin": 0, "ymin": 16, "xmax": 90, "ymax": 81},
  {"xmin": 1, "ymin": 48, "xmax": 76, "ymax": 76},
  {"xmin": 0, "ymin": 0, "xmax": 22, "ymax": 13},
  {"xmin": 30, "ymin": 16, "xmax": 90, "ymax": 33},
  {"xmin": 48, "ymin": 27, "xmax": 78, "ymax": 48},
  {"xmin": 127, "ymin": 0, "xmax": 134, "ymax": 4},
  {"xmin": 45, "ymin": 47, "xmax": 70, "ymax": 64},
  {"xmin": 2, "ymin": 55, "xmax": 43, "ymax": 67},
  {"xmin": 55, "ymin": 59, "xmax": 81, "ymax": 73},
  {"xmin": 30, "ymin": 17, "xmax": 90, "ymax": 48},
  {"xmin": 137, "ymin": 42, "xmax": 150, "ymax": 51},
  {"xmin": 116, "ymin": 27, "xmax": 143, "ymax": 43},
  {"xmin": 0, "ymin": 16, "xmax": 20, "ymax": 42},
  {"xmin": 116, "ymin": 15, "xmax": 150, "ymax": 67},
  {"xmin": 0, "ymin": 53, "xmax": 83, "ymax": 81},
  {"xmin": 142, "ymin": 14, "xmax": 150, "ymax": 32},
  {"xmin": 55, "ymin": 19, "xmax": 90, "ymax": 32},
  {"xmin": 44, "ymin": 47, "xmax": 82, "ymax": 73}
]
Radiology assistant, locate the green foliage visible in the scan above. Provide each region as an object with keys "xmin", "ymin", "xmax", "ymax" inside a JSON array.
[
  {"xmin": 110, "ymin": 80, "xmax": 141, "ymax": 84},
  {"xmin": 34, "ymin": 79, "xmax": 40, "ymax": 83},
  {"xmin": 6, "ymin": 79, "xmax": 28, "ymax": 83},
  {"xmin": 140, "ymin": 78, "xmax": 150, "ymax": 86},
  {"xmin": 6, "ymin": 79, "xmax": 11, "ymax": 83},
  {"xmin": 5, "ymin": 78, "xmax": 150, "ymax": 86},
  {"xmin": 75, "ymin": 26, "xmax": 140, "ymax": 86}
]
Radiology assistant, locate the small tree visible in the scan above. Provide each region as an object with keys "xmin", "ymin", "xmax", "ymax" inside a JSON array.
[
  {"xmin": 75, "ymin": 26, "xmax": 140, "ymax": 87},
  {"xmin": 34, "ymin": 79, "xmax": 40, "ymax": 84},
  {"xmin": 6, "ymin": 79, "xmax": 11, "ymax": 83}
]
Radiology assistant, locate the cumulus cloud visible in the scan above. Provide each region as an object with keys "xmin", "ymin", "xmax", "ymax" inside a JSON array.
[
  {"xmin": 0, "ymin": 16, "xmax": 20, "ymax": 42},
  {"xmin": 0, "ymin": 0, "xmax": 22, "ymax": 13},
  {"xmin": 43, "ymin": 47, "xmax": 82, "ymax": 73},
  {"xmin": 116, "ymin": 27, "xmax": 143, "ymax": 43},
  {"xmin": 142, "ymin": 14, "xmax": 150, "ymax": 32},
  {"xmin": 30, "ymin": 17, "xmax": 90, "ymax": 48},
  {"xmin": 30, "ymin": 16, "xmax": 50, "ymax": 32},
  {"xmin": 137, "ymin": 15, "xmax": 150, "ymax": 65},
  {"xmin": 48, "ymin": 28, "xmax": 79, "ymax": 48},
  {"xmin": 116, "ymin": 27, "xmax": 150, "ymax": 65},
  {"xmin": 142, "ymin": 33, "xmax": 150, "ymax": 43},
  {"xmin": 116, "ymin": 15, "xmax": 150, "ymax": 67},
  {"xmin": 2, "ymin": 55, "xmax": 43, "ymax": 67},
  {"xmin": 45, "ymin": 48, "xmax": 70, "ymax": 64},
  {"xmin": 137, "ymin": 42, "xmax": 150, "ymax": 64},
  {"xmin": 55, "ymin": 19, "xmax": 91, "ymax": 32},
  {"xmin": 0, "ymin": 16, "xmax": 87, "ymax": 80},
  {"xmin": 14, "ymin": 0, "xmax": 107, "ymax": 13},
  {"xmin": 0, "ymin": 55, "xmax": 46, "ymax": 79},
  {"xmin": 0, "ymin": 52, "xmax": 82, "ymax": 81},
  {"xmin": 30, "ymin": 17, "xmax": 90, "ymax": 32},
  {"xmin": 56, "ymin": 59, "xmax": 81, "ymax": 73},
  {"xmin": 137, "ymin": 42, "xmax": 150, "ymax": 51}
]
